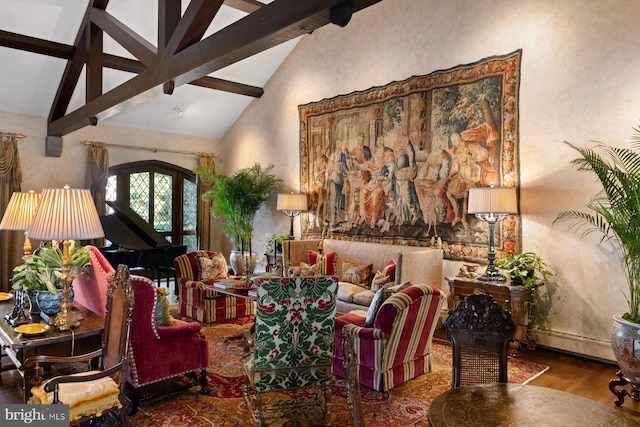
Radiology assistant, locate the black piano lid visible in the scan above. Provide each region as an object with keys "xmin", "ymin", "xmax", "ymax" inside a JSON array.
[{"xmin": 101, "ymin": 200, "xmax": 171, "ymax": 250}]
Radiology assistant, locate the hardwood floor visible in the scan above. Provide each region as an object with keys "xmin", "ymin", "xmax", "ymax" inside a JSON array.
[{"xmin": 2, "ymin": 329, "xmax": 640, "ymax": 424}]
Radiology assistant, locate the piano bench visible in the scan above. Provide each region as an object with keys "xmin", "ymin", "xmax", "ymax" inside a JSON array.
[{"xmin": 157, "ymin": 266, "xmax": 178, "ymax": 295}]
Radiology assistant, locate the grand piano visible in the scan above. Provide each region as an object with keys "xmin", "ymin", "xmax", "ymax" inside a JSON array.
[{"xmin": 99, "ymin": 200, "xmax": 187, "ymax": 286}]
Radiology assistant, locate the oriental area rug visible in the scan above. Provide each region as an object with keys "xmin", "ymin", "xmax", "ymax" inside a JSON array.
[{"xmin": 128, "ymin": 316, "xmax": 548, "ymax": 427}]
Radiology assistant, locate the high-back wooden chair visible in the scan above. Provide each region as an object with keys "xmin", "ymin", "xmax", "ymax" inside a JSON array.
[
  {"xmin": 242, "ymin": 275, "xmax": 338, "ymax": 426},
  {"xmin": 25, "ymin": 264, "xmax": 134, "ymax": 425},
  {"xmin": 444, "ymin": 292, "xmax": 515, "ymax": 388}
]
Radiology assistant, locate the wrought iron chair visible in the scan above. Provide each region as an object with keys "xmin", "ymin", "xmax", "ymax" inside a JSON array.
[
  {"xmin": 25, "ymin": 264, "xmax": 134, "ymax": 426},
  {"xmin": 242, "ymin": 276, "xmax": 338, "ymax": 427},
  {"xmin": 444, "ymin": 291, "xmax": 515, "ymax": 388}
]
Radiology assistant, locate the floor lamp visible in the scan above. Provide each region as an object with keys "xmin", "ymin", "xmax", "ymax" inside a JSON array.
[
  {"xmin": 28, "ymin": 186, "xmax": 104, "ymax": 331},
  {"xmin": 467, "ymin": 186, "xmax": 518, "ymax": 282},
  {"xmin": 276, "ymin": 193, "xmax": 308, "ymax": 239},
  {"xmin": 0, "ymin": 190, "xmax": 41, "ymax": 326}
]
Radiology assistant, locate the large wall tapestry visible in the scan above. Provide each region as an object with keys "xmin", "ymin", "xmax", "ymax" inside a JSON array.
[{"xmin": 298, "ymin": 50, "xmax": 521, "ymax": 262}]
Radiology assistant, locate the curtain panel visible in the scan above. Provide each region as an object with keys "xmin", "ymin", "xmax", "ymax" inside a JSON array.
[{"xmin": 0, "ymin": 135, "xmax": 23, "ymax": 291}]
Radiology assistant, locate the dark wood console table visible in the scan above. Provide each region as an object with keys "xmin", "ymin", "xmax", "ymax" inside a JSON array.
[
  {"xmin": 0, "ymin": 300, "xmax": 103, "ymax": 402},
  {"xmin": 429, "ymin": 383, "xmax": 640, "ymax": 426},
  {"xmin": 448, "ymin": 276, "xmax": 534, "ymax": 350}
]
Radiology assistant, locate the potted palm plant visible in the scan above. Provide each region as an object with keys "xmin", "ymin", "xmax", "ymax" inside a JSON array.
[
  {"xmin": 197, "ymin": 163, "xmax": 282, "ymax": 275},
  {"xmin": 554, "ymin": 128, "xmax": 640, "ymax": 383}
]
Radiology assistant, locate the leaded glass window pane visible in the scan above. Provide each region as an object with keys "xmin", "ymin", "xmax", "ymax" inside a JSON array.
[
  {"xmin": 130, "ymin": 172, "xmax": 150, "ymax": 222},
  {"xmin": 184, "ymin": 235, "xmax": 197, "ymax": 253},
  {"xmin": 105, "ymin": 175, "xmax": 117, "ymax": 214},
  {"xmin": 154, "ymin": 173, "xmax": 172, "ymax": 232},
  {"xmin": 183, "ymin": 179, "xmax": 196, "ymax": 231}
]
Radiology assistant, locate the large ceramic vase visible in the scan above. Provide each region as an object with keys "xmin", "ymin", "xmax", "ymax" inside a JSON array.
[
  {"xmin": 229, "ymin": 250, "xmax": 257, "ymax": 276},
  {"xmin": 611, "ymin": 314, "xmax": 640, "ymax": 383}
]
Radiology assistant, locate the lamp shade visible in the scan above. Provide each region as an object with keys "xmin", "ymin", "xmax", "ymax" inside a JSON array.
[
  {"xmin": 28, "ymin": 186, "xmax": 104, "ymax": 241},
  {"xmin": 276, "ymin": 193, "xmax": 308, "ymax": 212},
  {"xmin": 467, "ymin": 187, "xmax": 518, "ymax": 214},
  {"xmin": 0, "ymin": 191, "xmax": 40, "ymax": 230}
]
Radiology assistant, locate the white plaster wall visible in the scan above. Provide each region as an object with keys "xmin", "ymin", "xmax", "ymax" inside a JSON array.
[
  {"xmin": 224, "ymin": 0, "xmax": 640, "ymax": 360},
  {"xmin": 0, "ymin": 110, "xmax": 225, "ymax": 250}
]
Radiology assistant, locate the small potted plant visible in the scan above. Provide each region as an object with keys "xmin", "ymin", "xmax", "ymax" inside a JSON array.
[
  {"xmin": 11, "ymin": 240, "xmax": 91, "ymax": 315},
  {"xmin": 495, "ymin": 241, "xmax": 558, "ymax": 330}
]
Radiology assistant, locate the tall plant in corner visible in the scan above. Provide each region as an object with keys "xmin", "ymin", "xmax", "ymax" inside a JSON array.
[
  {"xmin": 554, "ymin": 132, "xmax": 640, "ymax": 325},
  {"xmin": 197, "ymin": 163, "xmax": 282, "ymax": 254}
]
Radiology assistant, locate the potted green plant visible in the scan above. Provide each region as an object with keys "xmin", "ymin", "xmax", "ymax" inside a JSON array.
[
  {"xmin": 553, "ymin": 128, "xmax": 640, "ymax": 384},
  {"xmin": 265, "ymin": 233, "xmax": 291, "ymax": 255},
  {"xmin": 11, "ymin": 240, "xmax": 91, "ymax": 315},
  {"xmin": 495, "ymin": 242, "xmax": 557, "ymax": 331},
  {"xmin": 197, "ymin": 163, "xmax": 282, "ymax": 275}
]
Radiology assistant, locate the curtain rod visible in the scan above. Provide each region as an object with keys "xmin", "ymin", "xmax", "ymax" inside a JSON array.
[
  {"xmin": 81, "ymin": 140, "xmax": 218, "ymax": 158},
  {"xmin": 0, "ymin": 132, "xmax": 26, "ymax": 139}
]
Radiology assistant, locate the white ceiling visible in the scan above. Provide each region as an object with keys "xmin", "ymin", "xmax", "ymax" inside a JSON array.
[{"xmin": 0, "ymin": 0, "xmax": 301, "ymax": 139}]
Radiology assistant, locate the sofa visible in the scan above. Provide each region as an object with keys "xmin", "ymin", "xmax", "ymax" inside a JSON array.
[{"xmin": 283, "ymin": 239, "xmax": 443, "ymax": 314}]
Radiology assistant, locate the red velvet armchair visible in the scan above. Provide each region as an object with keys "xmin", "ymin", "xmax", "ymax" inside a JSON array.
[
  {"xmin": 73, "ymin": 246, "xmax": 210, "ymax": 415},
  {"xmin": 174, "ymin": 250, "xmax": 255, "ymax": 323},
  {"xmin": 127, "ymin": 274, "xmax": 210, "ymax": 414}
]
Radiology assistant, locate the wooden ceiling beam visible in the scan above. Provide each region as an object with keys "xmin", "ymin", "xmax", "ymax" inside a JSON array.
[
  {"xmin": 90, "ymin": 7, "xmax": 158, "ymax": 67},
  {"xmin": 0, "ymin": 31, "xmax": 264, "ymax": 98},
  {"xmin": 46, "ymin": 0, "xmax": 382, "ymax": 137},
  {"xmin": 164, "ymin": 0, "xmax": 224, "ymax": 57},
  {"xmin": 48, "ymin": 0, "xmax": 108, "ymax": 124},
  {"xmin": 223, "ymin": 0, "xmax": 264, "ymax": 14}
]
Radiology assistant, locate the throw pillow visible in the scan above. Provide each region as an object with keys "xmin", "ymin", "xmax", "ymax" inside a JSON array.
[
  {"xmin": 288, "ymin": 265, "xmax": 301, "ymax": 277},
  {"xmin": 382, "ymin": 259, "xmax": 397, "ymax": 282},
  {"xmin": 342, "ymin": 261, "xmax": 374, "ymax": 288},
  {"xmin": 197, "ymin": 253, "xmax": 228, "ymax": 281},
  {"xmin": 364, "ymin": 281, "xmax": 411, "ymax": 327},
  {"xmin": 370, "ymin": 270, "xmax": 391, "ymax": 291},
  {"xmin": 300, "ymin": 262, "xmax": 321, "ymax": 276},
  {"xmin": 308, "ymin": 250, "xmax": 337, "ymax": 275},
  {"xmin": 155, "ymin": 287, "xmax": 175, "ymax": 326}
]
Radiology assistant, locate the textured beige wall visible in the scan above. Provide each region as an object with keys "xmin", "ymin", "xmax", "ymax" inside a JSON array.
[
  {"xmin": 224, "ymin": 0, "xmax": 640, "ymax": 360},
  {"xmin": 0, "ymin": 110, "xmax": 225, "ymax": 251}
]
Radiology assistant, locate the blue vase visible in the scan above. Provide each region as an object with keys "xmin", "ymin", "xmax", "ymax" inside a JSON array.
[
  {"xmin": 27, "ymin": 290, "xmax": 40, "ymax": 315},
  {"xmin": 36, "ymin": 289, "xmax": 74, "ymax": 316}
]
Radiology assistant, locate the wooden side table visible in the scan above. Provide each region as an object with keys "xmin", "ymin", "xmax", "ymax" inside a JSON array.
[{"xmin": 448, "ymin": 276, "xmax": 535, "ymax": 350}]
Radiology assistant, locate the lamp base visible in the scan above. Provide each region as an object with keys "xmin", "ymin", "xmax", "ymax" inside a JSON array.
[{"xmin": 477, "ymin": 265, "xmax": 507, "ymax": 282}]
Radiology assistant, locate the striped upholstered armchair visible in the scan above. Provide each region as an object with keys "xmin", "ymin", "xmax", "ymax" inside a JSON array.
[
  {"xmin": 174, "ymin": 250, "xmax": 255, "ymax": 323},
  {"xmin": 333, "ymin": 283, "xmax": 446, "ymax": 392}
]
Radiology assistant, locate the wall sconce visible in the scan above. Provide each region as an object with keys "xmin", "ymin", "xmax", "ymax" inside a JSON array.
[
  {"xmin": 276, "ymin": 193, "xmax": 308, "ymax": 239},
  {"xmin": 467, "ymin": 186, "xmax": 518, "ymax": 282},
  {"xmin": 28, "ymin": 186, "xmax": 104, "ymax": 330}
]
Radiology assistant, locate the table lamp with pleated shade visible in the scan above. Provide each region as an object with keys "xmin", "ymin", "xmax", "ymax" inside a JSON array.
[{"xmin": 28, "ymin": 186, "xmax": 104, "ymax": 330}]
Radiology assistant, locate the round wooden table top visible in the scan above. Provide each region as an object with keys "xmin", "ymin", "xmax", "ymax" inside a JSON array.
[{"xmin": 428, "ymin": 383, "xmax": 640, "ymax": 427}]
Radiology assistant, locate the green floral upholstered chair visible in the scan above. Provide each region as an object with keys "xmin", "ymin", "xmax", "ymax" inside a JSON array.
[{"xmin": 242, "ymin": 275, "xmax": 338, "ymax": 427}]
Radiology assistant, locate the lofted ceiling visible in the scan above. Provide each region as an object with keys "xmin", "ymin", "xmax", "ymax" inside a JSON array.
[{"xmin": 0, "ymin": 0, "xmax": 380, "ymax": 141}]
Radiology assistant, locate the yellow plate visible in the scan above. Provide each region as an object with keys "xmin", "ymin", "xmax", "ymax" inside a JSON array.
[
  {"xmin": 0, "ymin": 292, "xmax": 14, "ymax": 301},
  {"xmin": 15, "ymin": 323, "xmax": 50, "ymax": 336}
]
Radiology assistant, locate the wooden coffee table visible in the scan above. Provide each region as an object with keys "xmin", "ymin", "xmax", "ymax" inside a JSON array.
[
  {"xmin": 428, "ymin": 383, "xmax": 640, "ymax": 426},
  {"xmin": 0, "ymin": 299, "xmax": 104, "ymax": 402}
]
